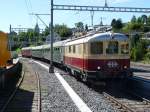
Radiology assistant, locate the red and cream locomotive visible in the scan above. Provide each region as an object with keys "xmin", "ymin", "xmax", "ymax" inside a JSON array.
[{"xmin": 64, "ymin": 32, "xmax": 131, "ymax": 81}]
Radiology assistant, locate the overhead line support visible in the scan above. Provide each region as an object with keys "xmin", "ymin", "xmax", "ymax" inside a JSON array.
[
  {"xmin": 29, "ymin": 13, "xmax": 50, "ymax": 27},
  {"xmin": 49, "ymin": 0, "xmax": 54, "ymax": 73},
  {"xmin": 53, "ymin": 4, "xmax": 150, "ymax": 13}
]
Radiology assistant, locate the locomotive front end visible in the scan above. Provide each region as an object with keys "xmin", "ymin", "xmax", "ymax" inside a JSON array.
[{"xmin": 86, "ymin": 33, "xmax": 131, "ymax": 80}]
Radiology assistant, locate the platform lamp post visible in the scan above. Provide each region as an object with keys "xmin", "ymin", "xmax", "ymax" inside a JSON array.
[{"xmin": 49, "ymin": 0, "xmax": 54, "ymax": 73}]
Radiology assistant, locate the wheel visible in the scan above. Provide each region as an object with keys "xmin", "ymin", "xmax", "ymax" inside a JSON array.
[
  {"xmin": 71, "ymin": 69, "xmax": 75, "ymax": 76},
  {"xmin": 81, "ymin": 73, "xmax": 88, "ymax": 82}
]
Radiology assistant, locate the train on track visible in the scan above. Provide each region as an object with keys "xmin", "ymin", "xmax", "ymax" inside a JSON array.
[{"xmin": 21, "ymin": 32, "xmax": 132, "ymax": 81}]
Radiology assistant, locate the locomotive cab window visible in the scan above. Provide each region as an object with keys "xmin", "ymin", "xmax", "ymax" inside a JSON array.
[
  {"xmin": 90, "ymin": 42, "xmax": 103, "ymax": 54},
  {"xmin": 121, "ymin": 43, "xmax": 129, "ymax": 54},
  {"xmin": 106, "ymin": 41, "xmax": 118, "ymax": 54}
]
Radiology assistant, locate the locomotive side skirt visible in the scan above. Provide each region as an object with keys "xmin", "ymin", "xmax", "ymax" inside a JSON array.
[{"xmin": 64, "ymin": 56, "xmax": 130, "ymax": 79}]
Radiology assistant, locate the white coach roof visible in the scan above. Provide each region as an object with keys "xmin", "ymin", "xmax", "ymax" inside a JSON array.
[
  {"xmin": 53, "ymin": 39, "xmax": 71, "ymax": 47},
  {"xmin": 42, "ymin": 44, "xmax": 50, "ymax": 49},
  {"xmin": 21, "ymin": 47, "xmax": 32, "ymax": 50},
  {"xmin": 32, "ymin": 45, "xmax": 44, "ymax": 50},
  {"xmin": 65, "ymin": 32, "xmax": 128, "ymax": 46}
]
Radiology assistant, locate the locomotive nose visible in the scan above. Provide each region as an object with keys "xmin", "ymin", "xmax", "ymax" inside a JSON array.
[{"xmin": 97, "ymin": 66, "xmax": 101, "ymax": 70}]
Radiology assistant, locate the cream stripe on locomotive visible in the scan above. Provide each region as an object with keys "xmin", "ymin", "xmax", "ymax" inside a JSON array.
[
  {"xmin": 65, "ymin": 55, "xmax": 129, "ymax": 60},
  {"xmin": 64, "ymin": 41, "xmax": 130, "ymax": 60}
]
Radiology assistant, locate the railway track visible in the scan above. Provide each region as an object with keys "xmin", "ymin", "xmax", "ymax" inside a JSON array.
[
  {"xmin": 103, "ymin": 92, "xmax": 150, "ymax": 112},
  {"xmin": 0, "ymin": 63, "xmax": 41, "ymax": 112}
]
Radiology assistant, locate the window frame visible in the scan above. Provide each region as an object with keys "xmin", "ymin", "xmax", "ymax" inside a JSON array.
[
  {"xmin": 90, "ymin": 42, "xmax": 103, "ymax": 55},
  {"xmin": 106, "ymin": 41, "xmax": 118, "ymax": 54},
  {"xmin": 120, "ymin": 43, "xmax": 129, "ymax": 54}
]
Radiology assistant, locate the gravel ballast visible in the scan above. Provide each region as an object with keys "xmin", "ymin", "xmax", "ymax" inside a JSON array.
[
  {"xmin": 57, "ymin": 70, "xmax": 119, "ymax": 112},
  {"xmin": 31, "ymin": 62, "xmax": 80, "ymax": 112},
  {"xmin": 29, "ymin": 59, "xmax": 119, "ymax": 112}
]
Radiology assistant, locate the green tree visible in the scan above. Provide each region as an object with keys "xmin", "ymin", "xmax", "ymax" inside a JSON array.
[
  {"xmin": 131, "ymin": 42, "xmax": 144, "ymax": 61},
  {"xmin": 34, "ymin": 23, "xmax": 40, "ymax": 36},
  {"xmin": 18, "ymin": 32, "xmax": 26, "ymax": 41},
  {"xmin": 141, "ymin": 15, "xmax": 147, "ymax": 24},
  {"xmin": 111, "ymin": 19, "xmax": 116, "ymax": 27},
  {"xmin": 111, "ymin": 18, "xmax": 123, "ymax": 32},
  {"xmin": 85, "ymin": 24, "xmax": 88, "ymax": 31},
  {"xmin": 137, "ymin": 17, "xmax": 142, "ymax": 23},
  {"xmin": 54, "ymin": 24, "xmax": 72, "ymax": 40},
  {"xmin": 43, "ymin": 26, "xmax": 50, "ymax": 36},
  {"xmin": 26, "ymin": 29, "xmax": 34, "ymax": 44},
  {"xmin": 130, "ymin": 23, "xmax": 143, "ymax": 31},
  {"xmin": 147, "ymin": 16, "xmax": 150, "ymax": 25},
  {"xmin": 116, "ymin": 19, "xmax": 123, "ymax": 29},
  {"xmin": 131, "ymin": 15, "xmax": 136, "ymax": 23},
  {"xmin": 75, "ymin": 22, "xmax": 84, "ymax": 31}
]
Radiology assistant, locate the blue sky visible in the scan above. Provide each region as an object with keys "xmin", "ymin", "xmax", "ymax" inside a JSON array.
[{"xmin": 0, "ymin": 0, "xmax": 150, "ymax": 32}]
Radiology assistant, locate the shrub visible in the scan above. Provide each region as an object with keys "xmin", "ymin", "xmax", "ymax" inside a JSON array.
[
  {"xmin": 130, "ymin": 42, "xmax": 145, "ymax": 61},
  {"xmin": 144, "ymin": 52, "xmax": 150, "ymax": 63}
]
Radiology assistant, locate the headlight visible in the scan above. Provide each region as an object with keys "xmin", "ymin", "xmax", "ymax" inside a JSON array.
[
  {"xmin": 124, "ymin": 66, "xmax": 127, "ymax": 69},
  {"xmin": 97, "ymin": 66, "xmax": 101, "ymax": 70}
]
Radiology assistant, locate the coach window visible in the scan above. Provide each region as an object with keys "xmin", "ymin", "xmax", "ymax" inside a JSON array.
[
  {"xmin": 78, "ymin": 45, "xmax": 81, "ymax": 54},
  {"xmin": 121, "ymin": 43, "xmax": 129, "ymax": 54},
  {"xmin": 73, "ymin": 45, "xmax": 76, "ymax": 53},
  {"xmin": 59, "ymin": 48, "xmax": 61, "ymax": 53},
  {"xmin": 83, "ymin": 44, "xmax": 86, "ymax": 54},
  {"xmin": 66, "ymin": 47, "xmax": 68, "ymax": 53},
  {"xmin": 106, "ymin": 41, "xmax": 118, "ymax": 54},
  {"xmin": 69, "ymin": 46, "xmax": 71, "ymax": 53},
  {"xmin": 90, "ymin": 42, "xmax": 103, "ymax": 54}
]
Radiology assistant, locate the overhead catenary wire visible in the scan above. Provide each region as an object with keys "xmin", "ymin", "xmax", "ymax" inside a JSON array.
[
  {"xmin": 28, "ymin": 0, "xmax": 33, "ymax": 11},
  {"xmin": 24, "ymin": 0, "xmax": 34, "ymax": 28}
]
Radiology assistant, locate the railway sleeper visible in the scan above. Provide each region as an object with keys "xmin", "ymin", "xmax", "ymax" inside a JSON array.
[
  {"xmin": 103, "ymin": 92, "xmax": 135, "ymax": 112},
  {"xmin": 134, "ymin": 105, "xmax": 150, "ymax": 108}
]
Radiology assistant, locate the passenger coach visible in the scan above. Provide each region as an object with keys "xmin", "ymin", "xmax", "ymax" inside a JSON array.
[{"xmin": 64, "ymin": 32, "xmax": 131, "ymax": 81}]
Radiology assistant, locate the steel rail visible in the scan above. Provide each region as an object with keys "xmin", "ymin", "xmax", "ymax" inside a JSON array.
[
  {"xmin": 103, "ymin": 92, "xmax": 135, "ymax": 112},
  {"xmin": 125, "ymin": 90, "xmax": 150, "ymax": 105},
  {"xmin": 36, "ymin": 72, "xmax": 41, "ymax": 112}
]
